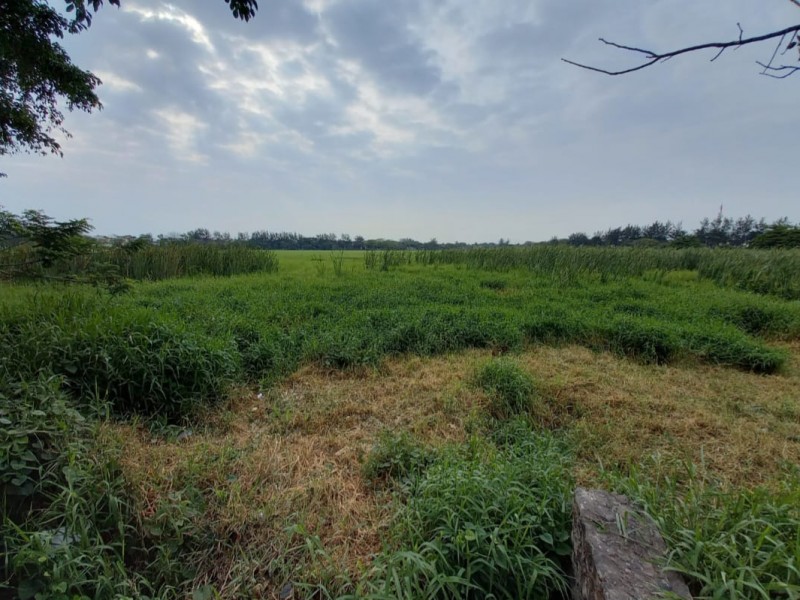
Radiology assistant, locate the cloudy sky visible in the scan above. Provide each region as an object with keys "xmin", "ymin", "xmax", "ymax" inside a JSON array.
[{"xmin": 2, "ymin": 0, "xmax": 799, "ymax": 242}]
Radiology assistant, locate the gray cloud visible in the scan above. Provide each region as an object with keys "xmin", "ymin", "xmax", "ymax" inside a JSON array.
[
  {"xmin": 323, "ymin": 0, "xmax": 442, "ymax": 95},
  {"xmin": 2, "ymin": 0, "xmax": 798, "ymax": 241}
]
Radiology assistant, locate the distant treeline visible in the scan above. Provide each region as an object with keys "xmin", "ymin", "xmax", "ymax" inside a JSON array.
[
  {"xmin": 99, "ymin": 212, "xmax": 800, "ymax": 250},
  {"xmin": 101, "ymin": 230, "xmax": 460, "ymax": 251},
  {"xmin": 556, "ymin": 214, "xmax": 800, "ymax": 249}
]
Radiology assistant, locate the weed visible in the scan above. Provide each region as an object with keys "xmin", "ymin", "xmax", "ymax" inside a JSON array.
[
  {"xmin": 612, "ymin": 459, "xmax": 800, "ymax": 599},
  {"xmin": 472, "ymin": 359, "xmax": 537, "ymax": 419},
  {"xmin": 362, "ymin": 431, "xmax": 434, "ymax": 487},
  {"xmin": 331, "ymin": 250, "xmax": 345, "ymax": 277},
  {"xmin": 355, "ymin": 428, "xmax": 573, "ymax": 599}
]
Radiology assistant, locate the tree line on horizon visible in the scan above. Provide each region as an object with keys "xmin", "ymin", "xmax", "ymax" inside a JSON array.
[
  {"xmin": 555, "ymin": 213, "xmax": 800, "ymax": 249},
  {"xmin": 99, "ymin": 212, "xmax": 800, "ymax": 250}
]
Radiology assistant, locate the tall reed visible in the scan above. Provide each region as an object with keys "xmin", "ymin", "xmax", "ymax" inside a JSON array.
[
  {"xmin": 419, "ymin": 246, "xmax": 800, "ymax": 299},
  {"xmin": 69, "ymin": 244, "xmax": 279, "ymax": 280}
]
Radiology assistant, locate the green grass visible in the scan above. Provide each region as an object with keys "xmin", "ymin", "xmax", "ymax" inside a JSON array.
[
  {"xmin": 611, "ymin": 459, "xmax": 800, "ymax": 599},
  {"xmin": 1, "ymin": 252, "xmax": 798, "ymax": 423},
  {"xmin": 421, "ymin": 245, "xmax": 800, "ymax": 300},
  {"xmin": 362, "ymin": 431, "xmax": 435, "ymax": 488},
  {"xmin": 351, "ymin": 423, "xmax": 573, "ymax": 600},
  {"xmin": 2, "ymin": 248, "xmax": 800, "ymax": 598},
  {"xmin": 471, "ymin": 359, "xmax": 538, "ymax": 419}
]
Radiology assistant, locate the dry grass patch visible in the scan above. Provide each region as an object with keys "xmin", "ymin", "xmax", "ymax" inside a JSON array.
[
  {"xmin": 517, "ymin": 343, "xmax": 800, "ymax": 488},
  {"xmin": 101, "ymin": 344, "xmax": 799, "ymax": 596},
  {"xmin": 100, "ymin": 353, "xmax": 488, "ymax": 597}
]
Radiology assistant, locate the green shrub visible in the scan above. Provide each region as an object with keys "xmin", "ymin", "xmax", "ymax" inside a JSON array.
[
  {"xmin": 0, "ymin": 375, "xmax": 85, "ymax": 521},
  {"xmin": 0, "ymin": 300, "xmax": 239, "ymax": 420},
  {"xmin": 362, "ymin": 431, "xmax": 434, "ymax": 487},
  {"xmin": 0, "ymin": 375, "xmax": 206, "ymax": 598},
  {"xmin": 614, "ymin": 463, "xmax": 800, "ymax": 599},
  {"xmin": 0, "ymin": 375, "xmax": 141, "ymax": 598},
  {"xmin": 355, "ymin": 429, "xmax": 573, "ymax": 599},
  {"xmin": 472, "ymin": 359, "xmax": 537, "ymax": 419}
]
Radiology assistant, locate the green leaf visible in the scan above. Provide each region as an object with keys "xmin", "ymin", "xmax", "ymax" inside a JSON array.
[
  {"xmin": 17, "ymin": 578, "xmax": 43, "ymax": 600},
  {"xmin": 193, "ymin": 584, "xmax": 215, "ymax": 600}
]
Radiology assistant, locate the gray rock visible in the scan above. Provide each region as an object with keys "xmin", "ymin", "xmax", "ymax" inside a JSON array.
[
  {"xmin": 279, "ymin": 583, "xmax": 294, "ymax": 600},
  {"xmin": 572, "ymin": 487, "xmax": 691, "ymax": 600}
]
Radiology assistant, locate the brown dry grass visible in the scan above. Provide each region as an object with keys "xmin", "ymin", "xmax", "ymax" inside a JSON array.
[
  {"xmin": 518, "ymin": 342, "xmax": 800, "ymax": 488},
  {"xmin": 103, "ymin": 343, "xmax": 800, "ymax": 597},
  {"xmin": 101, "ymin": 353, "xmax": 487, "ymax": 597}
]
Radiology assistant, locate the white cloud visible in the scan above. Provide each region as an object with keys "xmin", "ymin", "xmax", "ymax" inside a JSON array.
[
  {"xmin": 330, "ymin": 59, "xmax": 458, "ymax": 156},
  {"xmin": 4, "ymin": 0, "xmax": 799, "ymax": 241},
  {"xmin": 123, "ymin": 3, "xmax": 215, "ymax": 52},
  {"xmin": 95, "ymin": 71, "xmax": 142, "ymax": 93},
  {"xmin": 153, "ymin": 108, "xmax": 208, "ymax": 163}
]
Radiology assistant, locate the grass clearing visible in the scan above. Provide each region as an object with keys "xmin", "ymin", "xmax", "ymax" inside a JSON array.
[
  {"xmin": 3, "ymin": 249, "xmax": 800, "ymax": 598},
  {"xmin": 84, "ymin": 340, "xmax": 800, "ymax": 596}
]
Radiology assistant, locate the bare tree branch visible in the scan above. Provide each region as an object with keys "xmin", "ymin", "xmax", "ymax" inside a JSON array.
[
  {"xmin": 563, "ymin": 24, "xmax": 800, "ymax": 76},
  {"xmin": 756, "ymin": 63, "xmax": 800, "ymax": 78}
]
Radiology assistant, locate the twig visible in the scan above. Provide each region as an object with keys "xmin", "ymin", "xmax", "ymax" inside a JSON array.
[
  {"xmin": 760, "ymin": 33, "xmax": 787, "ymax": 74},
  {"xmin": 756, "ymin": 63, "xmax": 800, "ymax": 78},
  {"xmin": 563, "ymin": 24, "xmax": 800, "ymax": 76}
]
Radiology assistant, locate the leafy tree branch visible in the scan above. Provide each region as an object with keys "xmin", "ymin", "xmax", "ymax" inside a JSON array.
[{"xmin": 0, "ymin": 0, "xmax": 258, "ymax": 176}]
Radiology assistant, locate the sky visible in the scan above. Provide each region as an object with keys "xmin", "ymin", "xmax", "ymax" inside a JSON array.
[{"xmin": 2, "ymin": 0, "xmax": 799, "ymax": 242}]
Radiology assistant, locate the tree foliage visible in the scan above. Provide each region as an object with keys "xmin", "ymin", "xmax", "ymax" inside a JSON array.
[
  {"xmin": 0, "ymin": 0, "xmax": 102, "ymax": 167},
  {"xmin": 0, "ymin": 206, "xmax": 128, "ymax": 290},
  {"xmin": 558, "ymin": 212, "xmax": 798, "ymax": 249},
  {"xmin": 750, "ymin": 224, "xmax": 800, "ymax": 248},
  {"xmin": 1, "ymin": 206, "xmax": 92, "ymax": 278},
  {"xmin": 0, "ymin": 0, "xmax": 258, "ymax": 174}
]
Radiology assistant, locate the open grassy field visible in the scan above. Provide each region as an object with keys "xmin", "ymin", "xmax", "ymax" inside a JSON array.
[{"xmin": 2, "ymin": 248, "xmax": 800, "ymax": 599}]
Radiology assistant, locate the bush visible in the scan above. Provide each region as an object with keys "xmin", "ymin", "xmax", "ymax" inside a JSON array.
[
  {"xmin": 355, "ymin": 428, "xmax": 573, "ymax": 599},
  {"xmin": 0, "ymin": 375, "xmax": 142, "ymax": 598},
  {"xmin": 0, "ymin": 375, "xmax": 85, "ymax": 521},
  {"xmin": 362, "ymin": 431, "xmax": 434, "ymax": 487},
  {"xmin": 614, "ymin": 462, "xmax": 800, "ymax": 599},
  {"xmin": 472, "ymin": 359, "xmax": 537, "ymax": 419},
  {"xmin": 0, "ymin": 299, "xmax": 239, "ymax": 420},
  {"xmin": 0, "ymin": 374, "xmax": 206, "ymax": 598}
]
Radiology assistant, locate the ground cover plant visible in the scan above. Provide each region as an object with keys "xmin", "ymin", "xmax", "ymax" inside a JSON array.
[
  {"xmin": 1, "ymin": 248, "xmax": 800, "ymax": 598},
  {"xmin": 73, "ymin": 243, "xmax": 280, "ymax": 280},
  {"xmin": 420, "ymin": 245, "xmax": 800, "ymax": 300},
  {"xmin": 351, "ymin": 424, "xmax": 574, "ymax": 599}
]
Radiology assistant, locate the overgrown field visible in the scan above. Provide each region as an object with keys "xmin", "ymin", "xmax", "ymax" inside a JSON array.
[
  {"xmin": 2, "ymin": 248, "xmax": 800, "ymax": 599},
  {"xmin": 418, "ymin": 245, "xmax": 800, "ymax": 300}
]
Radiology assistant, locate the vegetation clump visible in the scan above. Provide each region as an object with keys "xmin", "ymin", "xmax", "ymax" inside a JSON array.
[
  {"xmin": 472, "ymin": 358, "xmax": 538, "ymax": 419},
  {"xmin": 354, "ymin": 426, "xmax": 573, "ymax": 599},
  {"xmin": 614, "ymin": 461, "xmax": 800, "ymax": 599},
  {"xmin": 1, "ymin": 244, "xmax": 799, "ymax": 597},
  {"xmin": 362, "ymin": 431, "xmax": 435, "ymax": 487}
]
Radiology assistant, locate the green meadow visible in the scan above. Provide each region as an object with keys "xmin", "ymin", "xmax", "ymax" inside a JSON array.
[{"xmin": 2, "ymin": 248, "xmax": 800, "ymax": 599}]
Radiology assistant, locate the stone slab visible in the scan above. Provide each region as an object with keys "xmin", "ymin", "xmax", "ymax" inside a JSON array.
[{"xmin": 572, "ymin": 487, "xmax": 692, "ymax": 600}]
